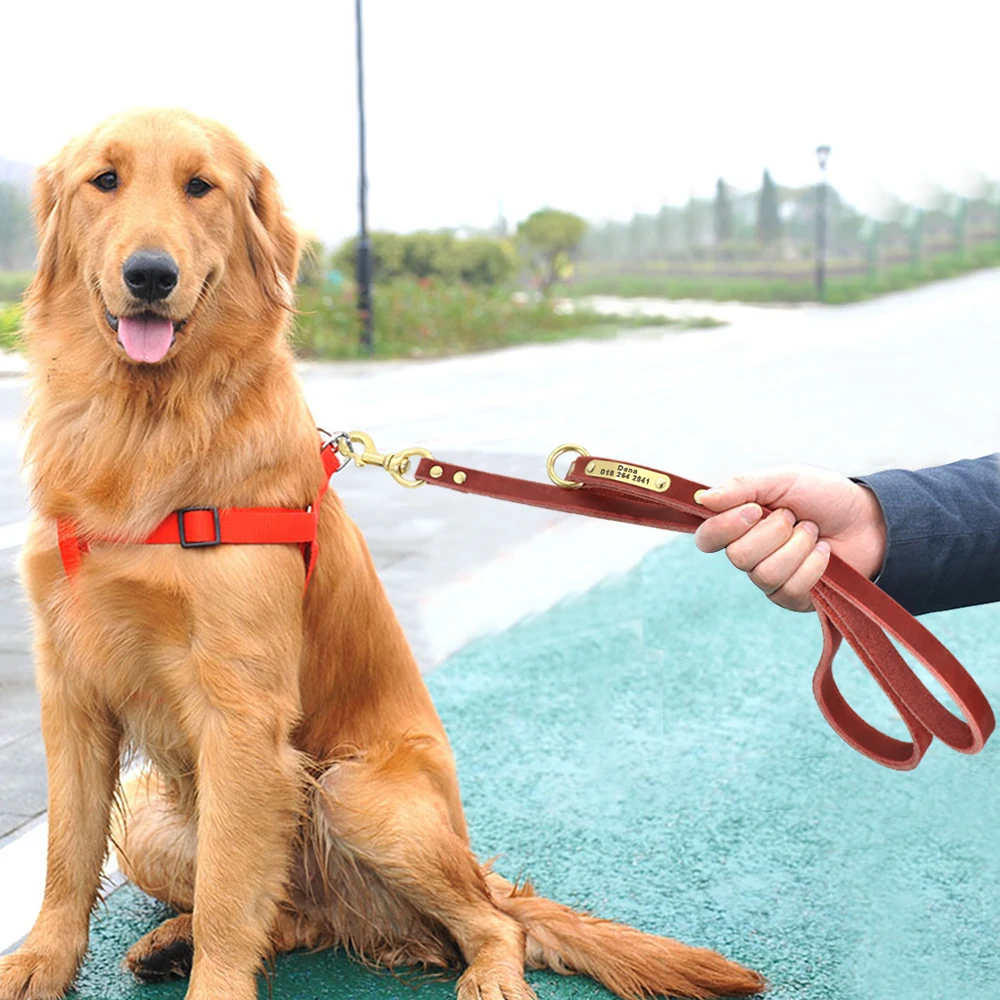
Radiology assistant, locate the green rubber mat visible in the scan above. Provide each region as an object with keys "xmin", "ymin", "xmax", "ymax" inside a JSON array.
[{"xmin": 67, "ymin": 539, "xmax": 1000, "ymax": 999}]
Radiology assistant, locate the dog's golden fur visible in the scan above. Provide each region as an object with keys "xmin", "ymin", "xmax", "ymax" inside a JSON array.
[{"xmin": 0, "ymin": 109, "xmax": 764, "ymax": 1000}]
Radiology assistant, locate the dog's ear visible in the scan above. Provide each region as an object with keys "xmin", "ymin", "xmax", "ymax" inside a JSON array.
[
  {"xmin": 245, "ymin": 163, "xmax": 301, "ymax": 309},
  {"xmin": 31, "ymin": 163, "xmax": 63, "ymax": 296}
]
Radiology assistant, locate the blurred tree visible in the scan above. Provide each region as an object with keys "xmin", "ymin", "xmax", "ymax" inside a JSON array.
[
  {"xmin": 682, "ymin": 197, "xmax": 700, "ymax": 257},
  {"xmin": 713, "ymin": 178, "xmax": 733, "ymax": 256},
  {"xmin": 517, "ymin": 208, "xmax": 586, "ymax": 292},
  {"xmin": 686, "ymin": 197, "xmax": 714, "ymax": 258},
  {"xmin": 581, "ymin": 225, "xmax": 609, "ymax": 262},
  {"xmin": 655, "ymin": 205, "xmax": 672, "ymax": 258},
  {"xmin": 866, "ymin": 220, "xmax": 881, "ymax": 279},
  {"xmin": 494, "ymin": 200, "xmax": 509, "ymax": 238},
  {"xmin": 455, "ymin": 237, "xmax": 519, "ymax": 286},
  {"xmin": 627, "ymin": 213, "xmax": 644, "ymax": 260},
  {"xmin": 829, "ymin": 200, "xmax": 866, "ymax": 259},
  {"xmin": 954, "ymin": 197, "xmax": 968, "ymax": 257},
  {"xmin": 334, "ymin": 232, "xmax": 405, "ymax": 282},
  {"xmin": 0, "ymin": 183, "xmax": 35, "ymax": 271},
  {"xmin": 682, "ymin": 198, "xmax": 696, "ymax": 256},
  {"xmin": 756, "ymin": 170, "xmax": 781, "ymax": 253},
  {"xmin": 297, "ymin": 237, "xmax": 327, "ymax": 287},
  {"xmin": 607, "ymin": 221, "xmax": 626, "ymax": 260},
  {"xmin": 909, "ymin": 209, "xmax": 924, "ymax": 267}
]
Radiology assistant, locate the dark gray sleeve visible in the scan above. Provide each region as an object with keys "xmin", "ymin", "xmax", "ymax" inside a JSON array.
[{"xmin": 853, "ymin": 454, "xmax": 1000, "ymax": 615}]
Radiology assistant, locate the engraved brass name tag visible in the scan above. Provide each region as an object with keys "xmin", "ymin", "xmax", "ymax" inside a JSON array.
[{"xmin": 584, "ymin": 459, "xmax": 670, "ymax": 492}]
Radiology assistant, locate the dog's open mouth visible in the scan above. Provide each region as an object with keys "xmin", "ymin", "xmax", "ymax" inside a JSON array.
[{"xmin": 105, "ymin": 310, "xmax": 188, "ymax": 364}]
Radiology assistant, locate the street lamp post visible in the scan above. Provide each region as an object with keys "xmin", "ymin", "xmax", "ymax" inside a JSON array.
[
  {"xmin": 815, "ymin": 145, "xmax": 831, "ymax": 302},
  {"xmin": 355, "ymin": 0, "xmax": 374, "ymax": 355}
]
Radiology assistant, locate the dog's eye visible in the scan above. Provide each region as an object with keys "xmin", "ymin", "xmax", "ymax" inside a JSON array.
[
  {"xmin": 185, "ymin": 177, "xmax": 212, "ymax": 198},
  {"xmin": 91, "ymin": 171, "xmax": 118, "ymax": 192}
]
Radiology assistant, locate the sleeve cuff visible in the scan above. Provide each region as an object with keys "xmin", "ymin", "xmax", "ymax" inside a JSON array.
[{"xmin": 851, "ymin": 457, "xmax": 1000, "ymax": 615}]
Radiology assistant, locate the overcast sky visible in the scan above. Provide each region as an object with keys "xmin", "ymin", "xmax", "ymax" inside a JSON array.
[{"xmin": 4, "ymin": 1, "xmax": 998, "ymax": 243}]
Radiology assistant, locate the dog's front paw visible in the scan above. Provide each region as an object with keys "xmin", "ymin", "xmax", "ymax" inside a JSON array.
[{"xmin": 0, "ymin": 946, "xmax": 81, "ymax": 1000}]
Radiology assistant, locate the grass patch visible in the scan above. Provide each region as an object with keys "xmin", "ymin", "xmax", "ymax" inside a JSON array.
[
  {"xmin": 0, "ymin": 281, "xmax": 720, "ymax": 361},
  {"xmin": 291, "ymin": 279, "xmax": 719, "ymax": 360},
  {"xmin": 564, "ymin": 274, "xmax": 820, "ymax": 303},
  {"xmin": 561, "ymin": 242, "xmax": 1000, "ymax": 304}
]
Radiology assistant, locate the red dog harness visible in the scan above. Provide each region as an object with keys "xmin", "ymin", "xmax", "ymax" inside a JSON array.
[{"xmin": 56, "ymin": 439, "xmax": 343, "ymax": 588}]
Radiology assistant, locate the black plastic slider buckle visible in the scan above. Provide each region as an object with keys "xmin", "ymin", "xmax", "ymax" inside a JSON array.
[{"xmin": 177, "ymin": 507, "xmax": 221, "ymax": 548}]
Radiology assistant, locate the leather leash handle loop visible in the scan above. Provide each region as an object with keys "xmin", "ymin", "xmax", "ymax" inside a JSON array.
[
  {"xmin": 564, "ymin": 456, "xmax": 995, "ymax": 770},
  {"xmin": 810, "ymin": 588, "xmax": 933, "ymax": 770},
  {"xmin": 413, "ymin": 453, "xmax": 995, "ymax": 770}
]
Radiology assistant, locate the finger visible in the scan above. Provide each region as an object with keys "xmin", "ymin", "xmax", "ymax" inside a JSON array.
[
  {"xmin": 747, "ymin": 519, "xmax": 820, "ymax": 593},
  {"xmin": 695, "ymin": 467, "xmax": 802, "ymax": 513},
  {"xmin": 768, "ymin": 540, "xmax": 832, "ymax": 612},
  {"xmin": 723, "ymin": 508, "xmax": 798, "ymax": 570},
  {"xmin": 693, "ymin": 503, "xmax": 764, "ymax": 553}
]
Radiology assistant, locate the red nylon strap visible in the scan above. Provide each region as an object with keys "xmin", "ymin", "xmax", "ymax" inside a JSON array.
[
  {"xmin": 414, "ymin": 453, "xmax": 995, "ymax": 771},
  {"xmin": 304, "ymin": 441, "xmax": 344, "ymax": 585},
  {"xmin": 142, "ymin": 508, "xmax": 317, "ymax": 546},
  {"xmin": 57, "ymin": 518, "xmax": 89, "ymax": 578},
  {"xmin": 56, "ymin": 441, "xmax": 342, "ymax": 590}
]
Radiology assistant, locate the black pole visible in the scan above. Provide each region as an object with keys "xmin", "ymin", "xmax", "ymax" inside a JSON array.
[
  {"xmin": 814, "ymin": 145, "xmax": 830, "ymax": 303},
  {"xmin": 355, "ymin": 0, "xmax": 374, "ymax": 354},
  {"xmin": 815, "ymin": 177, "xmax": 827, "ymax": 302}
]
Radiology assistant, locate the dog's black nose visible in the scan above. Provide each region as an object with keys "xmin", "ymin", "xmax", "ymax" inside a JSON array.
[{"xmin": 122, "ymin": 251, "xmax": 179, "ymax": 302}]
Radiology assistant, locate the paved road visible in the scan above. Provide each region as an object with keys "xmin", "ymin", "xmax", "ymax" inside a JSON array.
[{"xmin": 1, "ymin": 269, "xmax": 998, "ymax": 846}]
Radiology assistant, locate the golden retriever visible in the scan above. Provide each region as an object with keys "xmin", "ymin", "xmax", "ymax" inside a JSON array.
[{"xmin": 0, "ymin": 108, "xmax": 764, "ymax": 1000}]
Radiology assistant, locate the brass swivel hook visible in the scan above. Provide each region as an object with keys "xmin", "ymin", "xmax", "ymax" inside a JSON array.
[{"xmin": 337, "ymin": 431, "xmax": 434, "ymax": 488}]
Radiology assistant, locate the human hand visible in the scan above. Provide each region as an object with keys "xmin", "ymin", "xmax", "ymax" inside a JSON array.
[{"xmin": 693, "ymin": 465, "xmax": 887, "ymax": 612}]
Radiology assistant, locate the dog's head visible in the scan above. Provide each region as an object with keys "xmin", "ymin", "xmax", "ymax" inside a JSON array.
[{"xmin": 30, "ymin": 108, "xmax": 299, "ymax": 366}]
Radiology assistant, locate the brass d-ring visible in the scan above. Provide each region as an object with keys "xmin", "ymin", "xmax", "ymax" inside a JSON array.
[{"xmin": 547, "ymin": 443, "xmax": 590, "ymax": 489}]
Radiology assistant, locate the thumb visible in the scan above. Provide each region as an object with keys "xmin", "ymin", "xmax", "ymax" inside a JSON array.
[{"xmin": 696, "ymin": 467, "xmax": 803, "ymax": 513}]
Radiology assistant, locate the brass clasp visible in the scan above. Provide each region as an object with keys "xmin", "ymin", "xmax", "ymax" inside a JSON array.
[{"xmin": 338, "ymin": 431, "xmax": 434, "ymax": 489}]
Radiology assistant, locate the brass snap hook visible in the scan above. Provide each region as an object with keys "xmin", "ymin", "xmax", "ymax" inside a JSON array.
[{"xmin": 339, "ymin": 431, "xmax": 433, "ymax": 488}]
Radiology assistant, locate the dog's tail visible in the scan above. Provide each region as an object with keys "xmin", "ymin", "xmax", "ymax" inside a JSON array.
[{"xmin": 486, "ymin": 873, "xmax": 765, "ymax": 1000}]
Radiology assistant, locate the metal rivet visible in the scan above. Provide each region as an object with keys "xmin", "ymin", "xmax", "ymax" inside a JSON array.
[
  {"xmin": 453, "ymin": 470, "xmax": 467, "ymax": 485},
  {"xmin": 656, "ymin": 478, "xmax": 667, "ymax": 490},
  {"xmin": 429, "ymin": 465, "xmax": 443, "ymax": 478},
  {"xmin": 586, "ymin": 460, "xmax": 596, "ymax": 474},
  {"xmin": 693, "ymin": 489, "xmax": 706, "ymax": 504}
]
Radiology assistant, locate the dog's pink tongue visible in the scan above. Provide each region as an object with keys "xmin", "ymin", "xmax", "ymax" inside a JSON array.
[{"xmin": 118, "ymin": 315, "xmax": 174, "ymax": 363}]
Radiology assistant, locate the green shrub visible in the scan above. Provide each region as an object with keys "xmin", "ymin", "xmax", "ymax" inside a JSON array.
[
  {"xmin": 332, "ymin": 232, "xmax": 517, "ymax": 287},
  {"xmin": 455, "ymin": 237, "xmax": 519, "ymax": 286},
  {"xmin": 292, "ymin": 279, "xmax": 706, "ymax": 360},
  {"xmin": 401, "ymin": 231, "xmax": 460, "ymax": 281}
]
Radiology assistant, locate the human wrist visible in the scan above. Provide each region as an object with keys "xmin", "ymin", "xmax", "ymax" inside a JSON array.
[{"xmin": 853, "ymin": 483, "xmax": 887, "ymax": 581}]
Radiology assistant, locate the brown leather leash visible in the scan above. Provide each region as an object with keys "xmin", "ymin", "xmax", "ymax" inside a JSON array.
[{"xmin": 339, "ymin": 434, "xmax": 995, "ymax": 771}]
